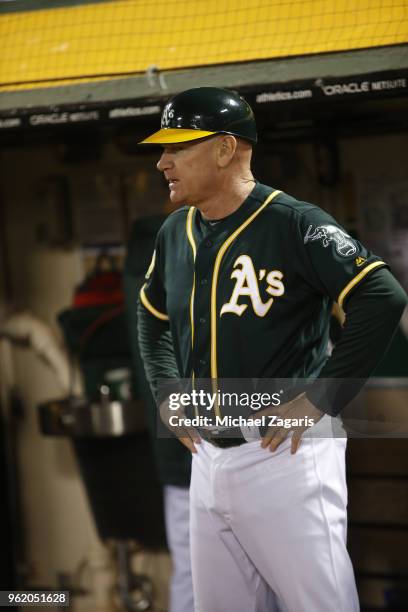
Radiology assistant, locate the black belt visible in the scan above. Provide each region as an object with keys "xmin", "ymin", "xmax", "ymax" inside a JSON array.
[{"xmin": 199, "ymin": 426, "xmax": 248, "ymax": 449}]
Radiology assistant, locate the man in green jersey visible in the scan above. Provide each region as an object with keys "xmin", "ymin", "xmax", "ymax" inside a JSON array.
[{"xmin": 137, "ymin": 87, "xmax": 407, "ymax": 612}]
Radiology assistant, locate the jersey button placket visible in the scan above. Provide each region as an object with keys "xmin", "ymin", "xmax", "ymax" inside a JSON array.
[{"xmin": 193, "ymin": 239, "xmax": 216, "ymax": 377}]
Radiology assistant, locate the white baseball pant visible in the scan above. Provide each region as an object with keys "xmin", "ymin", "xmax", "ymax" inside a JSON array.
[
  {"xmin": 190, "ymin": 435, "xmax": 359, "ymax": 612},
  {"xmin": 164, "ymin": 484, "xmax": 195, "ymax": 612}
]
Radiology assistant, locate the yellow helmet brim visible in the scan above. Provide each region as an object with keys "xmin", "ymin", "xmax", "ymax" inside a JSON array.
[{"xmin": 139, "ymin": 128, "xmax": 216, "ymax": 144}]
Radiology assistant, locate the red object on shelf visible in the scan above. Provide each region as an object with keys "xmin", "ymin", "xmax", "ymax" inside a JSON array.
[{"xmin": 74, "ymin": 271, "xmax": 124, "ymax": 307}]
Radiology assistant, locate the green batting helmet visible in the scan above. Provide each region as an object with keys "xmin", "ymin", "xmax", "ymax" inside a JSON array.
[{"xmin": 140, "ymin": 87, "xmax": 257, "ymax": 145}]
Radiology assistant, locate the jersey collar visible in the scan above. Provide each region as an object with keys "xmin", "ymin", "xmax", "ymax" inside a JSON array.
[{"xmin": 194, "ymin": 181, "xmax": 276, "ymax": 242}]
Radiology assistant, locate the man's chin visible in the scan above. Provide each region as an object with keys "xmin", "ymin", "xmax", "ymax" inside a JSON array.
[{"xmin": 169, "ymin": 190, "xmax": 186, "ymax": 206}]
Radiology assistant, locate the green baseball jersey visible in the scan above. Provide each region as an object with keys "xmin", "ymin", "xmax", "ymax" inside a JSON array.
[{"xmin": 140, "ymin": 182, "xmax": 386, "ymax": 382}]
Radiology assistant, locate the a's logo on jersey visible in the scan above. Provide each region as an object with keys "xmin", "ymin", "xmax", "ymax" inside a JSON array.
[
  {"xmin": 355, "ymin": 256, "xmax": 366, "ymax": 267},
  {"xmin": 220, "ymin": 255, "xmax": 285, "ymax": 318},
  {"xmin": 304, "ymin": 224, "xmax": 357, "ymax": 257}
]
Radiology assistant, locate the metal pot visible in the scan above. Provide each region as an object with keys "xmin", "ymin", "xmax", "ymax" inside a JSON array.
[{"xmin": 38, "ymin": 396, "xmax": 146, "ymax": 437}]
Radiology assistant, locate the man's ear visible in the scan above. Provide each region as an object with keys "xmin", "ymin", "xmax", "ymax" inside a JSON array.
[{"xmin": 217, "ymin": 135, "xmax": 237, "ymax": 167}]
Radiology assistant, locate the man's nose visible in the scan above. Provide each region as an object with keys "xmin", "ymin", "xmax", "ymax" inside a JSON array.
[{"xmin": 157, "ymin": 151, "xmax": 172, "ymax": 172}]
